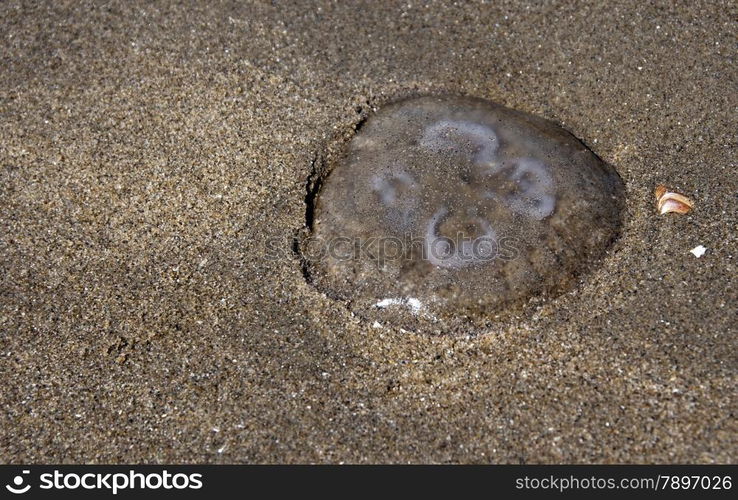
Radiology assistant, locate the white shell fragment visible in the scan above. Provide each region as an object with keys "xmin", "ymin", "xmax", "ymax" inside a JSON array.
[{"xmin": 690, "ymin": 245, "xmax": 706, "ymax": 258}]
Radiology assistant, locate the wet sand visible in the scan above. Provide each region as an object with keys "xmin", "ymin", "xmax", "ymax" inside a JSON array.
[{"xmin": 0, "ymin": 0, "xmax": 736, "ymax": 463}]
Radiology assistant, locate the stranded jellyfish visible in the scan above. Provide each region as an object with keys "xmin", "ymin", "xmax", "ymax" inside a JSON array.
[{"xmin": 301, "ymin": 95, "xmax": 624, "ymax": 331}]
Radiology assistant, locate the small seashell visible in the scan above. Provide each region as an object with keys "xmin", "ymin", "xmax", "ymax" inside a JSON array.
[{"xmin": 655, "ymin": 185, "xmax": 694, "ymax": 214}]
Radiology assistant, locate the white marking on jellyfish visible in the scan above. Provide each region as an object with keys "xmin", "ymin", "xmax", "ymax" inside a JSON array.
[
  {"xmin": 420, "ymin": 120, "xmax": 499, "ymax": 165},
  {"xmin": 351, "ymin": 134, "xmax": 376, "ymax": 149},
  {"xmin": 485, "ymin": 158, "xmax": 555, "ymax": 220},
  {"xmin": 424, "ymin": 207, "xmax": 498, "ymax": 269},
  {"xmin": 371, "ymin": 170, "xmax": 417, "ymax": 206}
]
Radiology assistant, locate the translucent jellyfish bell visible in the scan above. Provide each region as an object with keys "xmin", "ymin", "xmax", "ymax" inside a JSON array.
[{"xmin": 302, "ymin": 95, "xmax": 625, "ymax": 331}]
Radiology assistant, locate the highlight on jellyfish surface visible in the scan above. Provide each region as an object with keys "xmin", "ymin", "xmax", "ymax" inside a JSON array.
[{"xmin": 300, "ymin": 95, "xmax": 625, "ymax": 332}]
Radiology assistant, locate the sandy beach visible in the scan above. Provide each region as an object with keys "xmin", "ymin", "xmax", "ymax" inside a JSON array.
[{"xmin": 1, "ymin": 0, "xmax": 736, "ymax": 463}]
